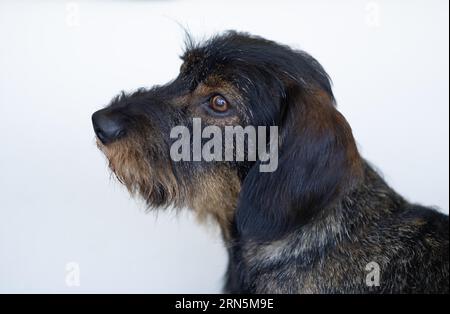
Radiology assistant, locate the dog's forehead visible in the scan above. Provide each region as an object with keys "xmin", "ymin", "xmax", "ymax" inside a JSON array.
[
  {"xmin": 178, "ymin": 52, "xmax": 228, "ymax": 94},
  {"xmin": 180, "ymin": 33, "xmax": 268, "ymax": 76},
  {"xmin": 180, "ymin": 48, "xmax": 222, "ymax": 80}
]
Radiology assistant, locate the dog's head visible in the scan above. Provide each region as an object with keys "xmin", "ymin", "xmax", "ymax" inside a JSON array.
[{"xmin": 92, "ymin": 31, "xmax": 363, "ymax": 241}]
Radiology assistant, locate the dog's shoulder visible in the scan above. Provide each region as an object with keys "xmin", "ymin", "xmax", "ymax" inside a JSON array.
[
  {"xmin": 396, "ymin": 204, "xmax": 448, "ymax": 245},
  {"xmin": 382, "ymin": 204, "xmax": 449, "ymax": 293}
]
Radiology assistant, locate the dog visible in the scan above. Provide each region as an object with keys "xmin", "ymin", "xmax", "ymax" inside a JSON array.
[{"xmin": 92, "ymin": 31, "xmax": 449, "ymax": 293}]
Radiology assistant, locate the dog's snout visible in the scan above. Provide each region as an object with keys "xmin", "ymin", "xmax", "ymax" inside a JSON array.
[{"xmin": 92, "ymin": 110, "xmax": 127, "ymax": 144}]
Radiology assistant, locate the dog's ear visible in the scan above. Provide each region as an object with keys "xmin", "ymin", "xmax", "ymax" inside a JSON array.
[{"xmin": 235, "ymin": 79, "xmax": 364, "ymax": 242}]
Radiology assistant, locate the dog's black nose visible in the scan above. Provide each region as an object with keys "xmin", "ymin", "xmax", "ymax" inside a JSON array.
[{"xmin": 92, "ymin": 110, "xmax": 127, "ymax": 144}]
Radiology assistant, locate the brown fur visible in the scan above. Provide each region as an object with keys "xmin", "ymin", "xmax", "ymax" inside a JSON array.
[
  {"xmin": 97, "ymin": 136, "xmax": 183, "ymax": 208},
  {"xmin": 92, "ymin": 32, "xmax": 449, "ymax": 294},
  {"xmin": 187, "ymin": 167, "xmax": 241, "ymax": 239}
]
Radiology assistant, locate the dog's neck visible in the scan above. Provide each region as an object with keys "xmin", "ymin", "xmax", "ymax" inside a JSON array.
[
  {"xmin": 188, "ymin": 160, "xmax": 405, "ymax": 247},
  {"xmin": 227, "ymin": 161, "xmax": 406, "ymax": 248},
  {"xmin": 187, "ymin": 166, "xmax": 241, "ymax": 240},
  {"xmin": 222, "ymin": 163, "xmax": 409, "ymax": 294}
]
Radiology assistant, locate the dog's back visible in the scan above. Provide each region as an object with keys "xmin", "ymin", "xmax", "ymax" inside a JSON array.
[
  {"xmin": 377, "ymin": 204, "xmax": 449, "ymax": 293},
  {"xmin": 227, "ymin": 163, "xmax": 449, "ymax": 294}
]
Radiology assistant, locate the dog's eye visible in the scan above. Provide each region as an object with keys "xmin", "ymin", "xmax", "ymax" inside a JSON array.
[{"xmin": 209, "ymin": 95, "xmax": 229, "ymax": 113}]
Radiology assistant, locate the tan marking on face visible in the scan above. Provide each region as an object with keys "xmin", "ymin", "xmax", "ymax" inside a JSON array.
[
  {"xmin": 170, "ymin": 94, "xmax": 191, "ymax": 108},
  {"xmin": 171, "ymin": 75, "xmax": 244, "ymax": 125},
  {"xmin": 199, "ymin": 75, "xmax": 244, "ymax": 104},
  {"xmin": 192, "ymin": 80, "xmax": 243, "ymax": 125},
  {"xmin": 98, "ymin": 135, "xmax": 241, "ymax": 237},
  {"xmin": 96, "ymin": 137, "xmax": 182, "ymax": 207}
]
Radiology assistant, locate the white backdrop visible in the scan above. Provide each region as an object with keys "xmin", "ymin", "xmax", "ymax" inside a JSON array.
[{"xmin": 0, "ymin": 0, "xmax": 448, "ymax": 293}]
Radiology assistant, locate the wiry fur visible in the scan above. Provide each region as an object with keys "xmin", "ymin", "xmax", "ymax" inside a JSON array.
[{"xmin": 93, "ymin": 31, "xmax": 449, "ymax": 294}]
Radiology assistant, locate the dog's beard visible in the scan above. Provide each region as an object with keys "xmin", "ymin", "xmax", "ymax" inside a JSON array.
[
  {"xmin": 96, "ymin": 138, "xmax": 181, "ymax": 208},
  {"xmin": 95, "ymin": 138, "xmax": 242, "ymax": 238}
]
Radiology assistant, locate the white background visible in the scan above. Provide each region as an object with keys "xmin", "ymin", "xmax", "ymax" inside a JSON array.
[{"xmin": 0, "ymin": 0, "xmax": 448, "ymax": 293}]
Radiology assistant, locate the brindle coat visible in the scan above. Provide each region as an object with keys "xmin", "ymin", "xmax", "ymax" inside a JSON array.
[{"xmin": 92, "ymin": 32, "xmax": 449, "ymax": 294}]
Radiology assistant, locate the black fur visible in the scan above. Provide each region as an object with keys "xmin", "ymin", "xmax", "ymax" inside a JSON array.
[{"xmin": 93, "ymin": 31, "xmax": 449, "ymax": 294}]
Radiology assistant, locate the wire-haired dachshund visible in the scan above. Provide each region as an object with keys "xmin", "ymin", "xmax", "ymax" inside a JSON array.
[{"xmin": 92, "ymin": 31, "xmax": 449, "ymax": 294}]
